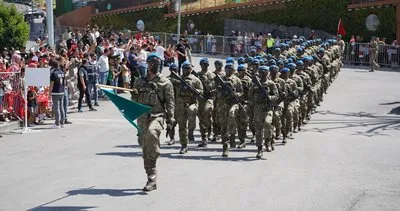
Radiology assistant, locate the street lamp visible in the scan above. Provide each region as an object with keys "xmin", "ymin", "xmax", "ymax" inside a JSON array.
[{"xmin": 177, "ymin": 0, "xmax": 181, "ymax": 44}]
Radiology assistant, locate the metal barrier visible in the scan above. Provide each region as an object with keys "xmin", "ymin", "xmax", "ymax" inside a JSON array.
[
  {"xmin": 49, "ymin": 26, "xmax": 400, "ymax": 68},
  {"xmin": 343, "ymin": 42, "xmax": 400, "ymax": 69},
  {"xmin": 0, "ymin": 71, "xmax": 24, "ymax": 121}
]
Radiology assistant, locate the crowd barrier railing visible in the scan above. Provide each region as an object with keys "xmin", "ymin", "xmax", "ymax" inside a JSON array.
[{"xmin": 0, "ymin": 72, "xmax": 24, "ymax": 122}]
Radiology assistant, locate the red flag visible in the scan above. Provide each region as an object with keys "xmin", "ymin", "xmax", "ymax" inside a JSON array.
[{"xmin": 337, "ymin": 18, "xmax": 346, "ymax": 36}]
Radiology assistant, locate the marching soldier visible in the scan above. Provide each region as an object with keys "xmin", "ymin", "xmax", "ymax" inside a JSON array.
[
  {"xmin": 166, "ymin": 64, "xmax": 180, "ymax": 145},
  {"xmin": 295, "ymin": 60, "xmax": 312, "ymax": 129},
  {"xmin": 288, "ymin": 63, "xmax": 304, "ymax": 133},
  {"xmin": 173, "ymin": 61, "xmax": 203, "ymax": 154},
  {"xmin": 270, "ymin": 65, "xmax": 288, "ymax": 142},
  {"xmin": 215, "ymin": 63, "xmax": 243, "ymax": 157},
  {"xmin": 280, "ymin": 67, "xmax": 299, "ymax": 141},
  {"xmin": 212, "ymin": 60, "xmax": 225, "ymax": 142},
  {"xmin": 195, "ymin": 58, "xmax": 216, "ymax": 147},
  {"xmin": 130, "ymin": 54, "xmax": 175, "ymax": 191},
  {"xmin": 237, "ymin": 64, "xmax": 252, "ymax": 148},
  {"xmin": 249, "ymin": 66, "xmax": 279, "ymax": 158}
]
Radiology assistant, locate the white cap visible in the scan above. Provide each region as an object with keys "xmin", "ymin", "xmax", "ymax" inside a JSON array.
[{"xmin": 293, "ymin": 35, "xmax": 298, "ymax": 39}]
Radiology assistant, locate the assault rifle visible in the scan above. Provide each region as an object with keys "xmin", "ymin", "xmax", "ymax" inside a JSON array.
[
  {"xmin": 215, "ymin": 74, "xmax": 243, "ymax": 107},
  {"xmin": 170, "ymin": 71, "xmax": 204, "ymax": 100},
  {"xmin": 251, "ymin": 74, "xmax": 273, "ymax": 108}
]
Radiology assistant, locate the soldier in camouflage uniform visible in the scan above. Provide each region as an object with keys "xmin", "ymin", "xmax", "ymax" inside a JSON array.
[
  {"xmin": 270, "ymin": 65, "xmax": 287, "ymax": 142},
  {"xmin": 212, "ymin": 60, "xmax": 225, "ymax": 142},
  {"xmin": 215, "ymin": 63, "xmax": 243, "ymax": 157},
  {"xmin": 174, "ymin": 61, "xmax": 203, "ymax": 154},
  {"xmin": 280, "ymin": 67, "xmax": 299, "ymax": 142},
  {"xmin": 295, "ymin": 60, "xmax": 312, "ymax": 130},
  {"xmin": 166, "ymin": 64, "xmax": 180, "ymax": 145},
  {"xmin": 288, "ymin": 63, "xmax": 303, "ymax": 133},
  {"xmin": 237, "ymin": 64, "xmax": 252, "ymax": 148},
  {"xmin": 249, "ymin": 66, "xmax": 279, "ymax": 158},
  {"xmin": 131, "ymin": 54, "xmax": 175, "ymax": 191},
  {"xmin": 195, "ymin": 58, "xmax": 216, "ymax": 147}
]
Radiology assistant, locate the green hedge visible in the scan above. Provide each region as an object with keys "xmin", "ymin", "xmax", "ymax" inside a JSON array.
[
  {"xmin": 92, "ymin": 0, "xmax": 396, "ymax": 41},
  {"xmin": 0, "ymin": 1, "xmax": 29, "ymax": 49}
]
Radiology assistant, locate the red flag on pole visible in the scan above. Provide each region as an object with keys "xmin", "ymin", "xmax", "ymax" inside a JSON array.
[{"xmin": 337, "ymin": 18, "xmax": 346, "ymax": 36}]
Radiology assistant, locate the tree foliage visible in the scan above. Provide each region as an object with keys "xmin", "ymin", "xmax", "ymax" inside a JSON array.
[
  {"xmin": 91, "ymin": 0, "xmax": 396, "ymax": 41},
  {"xmin": 0, "ymin": 1, "xmax": 30, "ymax": 49}
]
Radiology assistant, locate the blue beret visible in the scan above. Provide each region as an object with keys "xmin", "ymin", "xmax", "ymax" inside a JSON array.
[
  {"xmin": 200, "ymin": 58, "xmax": 209, "ymax": 64},
  {"xmin": 287, "ymin": 63, "xmax": 297, "ymax": 69},
  {"xmin": 281, "ymin": 67, "xmax": 290, "ymax": 73},
  {"xmin": 252, "ymin": 59, "xmax": 260, "ymax": 65},
  {"xmin": 275, "ymin": 48, "xmax": 281, "ymax": 52},
  {"xmin": 214, "ymin": 60, "xmax": 223, "ymax": 65},
  {"xmin": 258, "ymin": 66, "xmax": 269, "ymax": 72},
  {"xmin": 237, "ymin": 57, "xmax": 245, "ymax": 64},
  {"xmin": 182, "ymin": 61, "xmax": 192, "ymax": 68},
  {"xmin": 277, "ymin": 60, "xmax": 284, "ymax": 65},
  {"xmin": 296, "ymin": 60, "xmax": 304, "ymax": 66},
  {"xmin": 238, "ymin": 64, "xmax": 246, "ymax": 71},
  {"xmin": 255, "ymin": 56, "xmax": 262, "ymax": 60},
  {"xmin": 146, "ymin": 53, "xmax": 161, "ymax": 62},
  {"xmin": 169, "ymin": 64, "xmax": 178, "ymax": 70},
  {"xmin": 255, "ymin": 44, "xmax": 262, "ymax": 49},
  {"xmin": 225, "ymin": 63, "xmax": 234, "ymax": 69},
  {"xmin": 270, "ymin": 65, "xmax": 279, "ymax": 70}
]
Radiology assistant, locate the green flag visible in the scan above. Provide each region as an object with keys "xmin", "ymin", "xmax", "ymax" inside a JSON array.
[{"xmin": 101, "ymin": 88, "xmax": 152, "ymax": 134}]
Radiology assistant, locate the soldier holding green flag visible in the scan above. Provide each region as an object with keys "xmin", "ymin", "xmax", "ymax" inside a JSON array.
[{"xmin": 130, "ymin": 53, "xmax": 175, "ymax": 191}]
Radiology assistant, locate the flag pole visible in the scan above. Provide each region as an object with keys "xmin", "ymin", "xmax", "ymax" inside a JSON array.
[{"xmin": 96, "ymin": 84, "xmax": 134, "ymax": 92}]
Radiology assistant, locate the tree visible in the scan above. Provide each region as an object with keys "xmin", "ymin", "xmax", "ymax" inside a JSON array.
[{"xmin": 0, "ymin": 1, "xmax": 29, "ymax": 49}]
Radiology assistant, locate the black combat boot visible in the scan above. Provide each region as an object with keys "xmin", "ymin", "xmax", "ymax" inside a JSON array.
[
  {"xmin": 256, "ymin": 146, "xmax": 263, "ymax": 159},
  {"xmin": 229, "ymin": 134, "xmax": 236, "ymax": 148},
  {"xmin": 265, "ymin": 140, "xmax": 272, "ymax": 152},
  {"xmin": 275, "ymin": 128, "xmax": 281, "ymax": 140},
  {"xmin": 166, "ymin": 138, "xmax": 175, "ymax": 145},
  {"xmin": 237, "ymin": 139, "xmax": 246, "ymax": 149},
  {"xmin": 271, "ymin": 139, "xmax": 275, "ymax": 151},
  {"xmin": 198, "ymin": 140, "xmax": 208, "ymax": 147},
  {"xmin": 143, "ymin": 160, "xmax": 157, "ymax": 191},
  {"xmin": 179, "ymin": 144, "xmax": 188, "ymax": 154},
  {"xmin": 222, "ymin": 144, "xmax": 229, "ymax": 157},
  {"xmin": 188, "ymin": 130, "xmax": 194, "ymax": 142}
]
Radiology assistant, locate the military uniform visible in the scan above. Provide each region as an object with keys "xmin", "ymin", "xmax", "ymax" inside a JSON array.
[
  {"xmin": 131, "ymin": 69, "xmax": 175, "ymax": 191},
  {"xmin": 249, "ymin": 68, "xmax": 279, "ymax": 157},
  {"xmin": 270, "ymin": 66, "xmax": 288, "ymax": 141},
  {"xmin": 215, "ymin": 66, "xmax": 243, "ymax": 157},
  {"xmin": 175, "ymin": 73, "xmax": 203, "ymax": 153},
  {"xmin": 195, "ymin": 70, "xmax": 216, "ymax": 144},
  {"xmin": 212, "ymin": 64, "xmax": 225, "ymax": 142},
  {"xmin": 237, "ymin": 65, "xmax": 252, "ymax": 147},
  {"xmin": 281, "ymin": 69, "xmax": 298, "ymax": 141}
]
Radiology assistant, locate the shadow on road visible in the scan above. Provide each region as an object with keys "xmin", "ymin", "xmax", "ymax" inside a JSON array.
[
  {"xmin": 303, "ymin": 110, "xmax": 400, "ymax": 137},
  {"xmin": 66, "ymin": 188, "xmax": 147, "ymax": 196},
  {"xmin": 30, "ymin": 206, "xmax": 97, "ymax": 211}
]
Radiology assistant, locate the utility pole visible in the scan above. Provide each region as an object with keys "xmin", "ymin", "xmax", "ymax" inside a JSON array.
[
  {"xmin": 46, "ymin": 0, "xmax": 54, "ymax": 47},
  {"xmin": 177, "ymin": 0, "xmax": 181, "ymax": 44}
]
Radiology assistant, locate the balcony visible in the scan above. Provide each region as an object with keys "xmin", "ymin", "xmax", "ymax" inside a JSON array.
[{"xmin": 348, "ymin": 0, "xmax": 399, "ymax": 10}]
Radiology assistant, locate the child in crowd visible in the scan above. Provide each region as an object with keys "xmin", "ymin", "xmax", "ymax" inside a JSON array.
[{"xmin": 27, "ymin": 87, "xmax": 37, "ymax": 127}]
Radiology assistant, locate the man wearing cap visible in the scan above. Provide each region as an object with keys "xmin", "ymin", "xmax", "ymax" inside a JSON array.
[
  {"xmin": 249, "ymin": 66, "xmax": 278, "ymax": 158},
  {"xmin": 195, "ymin": 58, "xmax": 216, "ymax": 147},
  {"xmin": 131, "ymin": 54, "xmax": 175, "ymax": 191},
  {"xmin": 270, "ymin": 65, "xmax": 288, "ymax": 142},
  {"xmin": 280, "ymin": 67, "xmax": 298, "ymax": 141},
  {"xmin": 215, "ymin": 63, "xmax": 243, "ymax": 157},
  {"xmin": 237, "ymin": 64, "xmax": 252, "ymax": 148},
  {"xmin": 211, "ymin": 60, "xmax": 224, "ymax": 142},
  {"xmin": 174, "ymin": 61, "xmax": 203, "ymax": 154},
  {"xmin": 166, "ymin": 64, "xmax": 180, "ymax": 145},
  {"xmin": 295, "ymin": 61, "xmax": 312, "ymax": 129},
  {"xmin": 56, "ymin": 35, "xmax": 67, "ymax": 54},
  {"xmin": 288, "ymin": 63, "xmax": 303, "ymax": 133}
]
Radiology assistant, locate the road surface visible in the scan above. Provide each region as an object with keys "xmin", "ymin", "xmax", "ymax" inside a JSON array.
[{"xmin": 1, "ymin": 58, "xmax": 400, "ymax": 210}]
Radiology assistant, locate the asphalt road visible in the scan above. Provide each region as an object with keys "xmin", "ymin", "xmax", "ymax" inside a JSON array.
[{"xmin": 1, "ymin": 58, "xmax": 400, "ymax": 210}]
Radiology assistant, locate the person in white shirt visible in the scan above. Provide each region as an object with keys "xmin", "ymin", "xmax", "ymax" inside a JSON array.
[
  {"xmin": 97, "ymin": 48, "xmax": 110, "ymax": 98},
  {"xmin": 155, "ymin": 40, "xmax": 166, "ymax": 73},
  {"xmin": 138, "ymin": 44, "xmax": 148, "ymax": 77}
]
